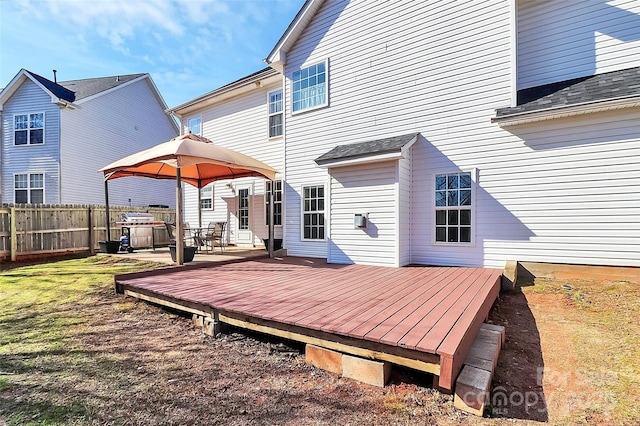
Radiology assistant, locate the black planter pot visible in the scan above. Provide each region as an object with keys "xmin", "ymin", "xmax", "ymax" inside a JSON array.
[
  {"xmin": 99, "ymin": 240, "xmax": 121, "ymax": 254},
  {"xmin": 169, "ymin": 245, "xmax": 197, "ymax": 263},
  {"xmin": 263, "ymin": 238, "xmax": 283, "ymax": 254}
]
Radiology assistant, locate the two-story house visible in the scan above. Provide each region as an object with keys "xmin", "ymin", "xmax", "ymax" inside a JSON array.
[
  {"xmin": 167, "ymin": 67, "xmax": 284, "ymax": 246},
  {"xmin": 0, "ymin": 69, "xmax": 178, "ymax": 207},
  {"xmin": 176, "ymin": 0, "xmax": 640, "ymax": 270}
]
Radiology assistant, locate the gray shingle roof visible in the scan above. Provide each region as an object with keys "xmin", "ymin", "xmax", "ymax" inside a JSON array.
[
  {"xmin": 315, "ymin": 133, "xmax": 418, "ymax": 164},
  {"xmin": 496, "ymin": 66, "xmax": 640, "ymax": 117},
  {"xmin": 25, "ymin": 70, "xmax": 76, "ymax": 102},
  {"xmin": 58, "ymin": 73, "xmax": 145, "ymax": 101}
]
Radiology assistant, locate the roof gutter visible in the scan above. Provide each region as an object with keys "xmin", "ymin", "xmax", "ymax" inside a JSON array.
[
  {"xmin": 55, "ymin": 99, "xmax": 79, "ymax": 110},
  {"xmin": 316, "ymin": 151, "xmax": 405, "ymax": 169},
  {"xmin": 492, "ymin": 95, "xmax": 640, "ymax": 127}
]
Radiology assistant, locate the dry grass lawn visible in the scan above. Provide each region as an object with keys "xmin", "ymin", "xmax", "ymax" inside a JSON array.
[{"xmin": 1, "ymin": 256, "xmax": 638, "ymax": 425}]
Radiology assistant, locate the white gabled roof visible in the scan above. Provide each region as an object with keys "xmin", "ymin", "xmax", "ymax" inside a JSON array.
[{"xmin": 264, "ymin": 0, "xmax": 327, "ymax": 71}]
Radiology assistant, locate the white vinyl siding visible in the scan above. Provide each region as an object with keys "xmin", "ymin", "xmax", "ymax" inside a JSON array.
[
  {"xmin": 283, "ymin": 0, "xmax": 640, "ymax": 269},
  {"xmin": 1, "ymin": 79, "xmax": 60, "ymax": 204},
  {"xmin": 283, "ymin": 0, "xmax": 513, "ymax": 264},
  {"xmin": 59, "ymin": 77, "xmax": 177, "ymax": 206},
  {"xmin": 397, "ymin": 153, "xmax": 412, "ymax": 267},
  {"xmin": 328, "ymin": 162, "xmax": 399, "ymax": 266},
  {"xmin": 517, "ymin": 0, "xmax": 640, "ymax": 89}
]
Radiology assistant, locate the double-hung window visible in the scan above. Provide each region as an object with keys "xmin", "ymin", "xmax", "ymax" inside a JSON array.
[
  {"xmin": 15, "ymin": 173, "xmax": 44, "ymax": 204},
  {"xmin": 292, "ymin": 60, "xmax": 327, "ymax": 113},
  {"xmin": 15, "ymin": 113, "xmax": 44, "ymax": 145},
  {"xmin": 268, "ymin": 90, "xmax": 283, "ymax": 138},
  {"xmin": 435, "ymin": 172, "xmax": 473, "ymax": 243},
  {"xmin": 302, "ymin": 185, "xmax": 325, "ymax": 240},
  {"xmin": 187, "ymin": 116, "xmax": 201, "ymax": 136},
  {"xmin": 200, "ymin": 185, "xmax": 213, "ymax": 210},
  {"xmin": 265, "ymin": 180, "xmax": 282, "ymax": 226}
]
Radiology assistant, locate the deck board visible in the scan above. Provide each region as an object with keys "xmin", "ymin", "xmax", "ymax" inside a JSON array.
[{"xmin": 114, "ymin": 256, "xmax": 501, "ymax": 391}]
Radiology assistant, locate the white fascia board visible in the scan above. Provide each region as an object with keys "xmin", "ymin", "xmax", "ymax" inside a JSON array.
[
  {"xmin": 493, "ymin": 96, "xmax": 640, "ymax": 127},
  {"xmin": 265, "ymin": 0, "xmax": 326, "ymax": 65},
  {"xmin": 142, "ymin": 75, "xmax": 179, "ymax": 133},
  {"xmin": 0, "ymin": 71, "xmax": 29, "ymax": 109},
  {"xmin": 316, "ymin": 152, "xmax": 404, "ymax": 169},
  {"xmin": 54, "ymin": 100, "xmax": 80, "ymax": 110},
  {"xmin": 400, "ymin": 134, "xmax": 418, "ymax": 156}
]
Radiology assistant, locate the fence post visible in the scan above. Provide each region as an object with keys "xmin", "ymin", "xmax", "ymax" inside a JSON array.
[
  {"xmin": 10, "ymin": 206, "xmax": 17, "ymax": 262},
  {"xmin": 88, "ymin": 206, "xmax": 95, "ymax": 255}
]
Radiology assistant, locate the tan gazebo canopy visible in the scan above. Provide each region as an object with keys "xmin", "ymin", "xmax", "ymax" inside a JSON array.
[{"xmin": 99, "ymin": 133, "xmax": 278, "ymax": 263}]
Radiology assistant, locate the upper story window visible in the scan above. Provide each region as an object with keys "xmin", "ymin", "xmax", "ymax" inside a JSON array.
[
  {"xmin": 187, "ymin": 116, "xmax": 201, "ymax": 136},
  {"xmin": 268, "ymin": 90, "xmax": 283, "ymax": 138},
  {"xmin": 200, "ymin": 185, "xmax": 213, "ymax": 210},
  {"xmin": 15, "ymin": 173, "xmax": 44, "ymax": 204},
  {"xmin": 292, "ymin": 60, "xmax": 327, "ymax": 113},
  {"xmin": 434, "ymin": 172, "xmax": 473, "ymax": 244},
  {"xmin": 15, "ymin": 113, "xmax": 44, "ymax": 145},
  {"xmin": 302, "ymin": 184, "xmax": 325, "ymax": 240},
  {"xmin": 265, "ymin": 180, "xmax": 282, "ymax": 226}
]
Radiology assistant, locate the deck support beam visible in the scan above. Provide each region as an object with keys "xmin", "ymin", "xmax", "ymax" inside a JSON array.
[{"xmin": 218, "ymin": 312, "xmax": 440, "ymax": 376}]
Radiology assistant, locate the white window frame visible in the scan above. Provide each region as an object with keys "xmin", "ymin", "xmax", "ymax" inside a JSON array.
[
  {"xmin": 265, "ymin": 180, "xmax": 282, "ymax": 226},
  {"xmin": 14, "ymin": 172, "xmax": 45, "ymax": 204},
  {"xmin": 267, "ymin": 89, "xmax": 283, "ymax": 138},
  {"xmin": 291, "ymin": 59, "xmax": 329, "ymax": 114},
  {"xmin": 301, "ymin": 184, "xmax": 326, "ymax": 241},
  {"xmin": 200, "ymin": 184, "xmax": 214, "ymax": 210},
  {"xmin": 14, "ymin": 112, "xmax": 45, "ymax": 146},
  {"xmin": 432, "ymin": 169, "xmax": 477, "ymax": 246},
  {"xmin": 187, "ymin": 116, "xmax": 201, "ymax": 136}
]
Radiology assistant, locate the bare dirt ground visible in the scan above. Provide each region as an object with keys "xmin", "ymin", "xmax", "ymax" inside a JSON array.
[
  {"xmin": 490, "ymin": 270, "xmax": 640, "ymax": 425},
  {"xmin": 1, "ymin": 257, "xmax": 638, "ymax": 425}
]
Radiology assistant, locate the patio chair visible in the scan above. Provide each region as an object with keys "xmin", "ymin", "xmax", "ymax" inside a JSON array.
[
  {"xmin": 183, "ymin": 222, "xmax": 192, "ymax": 246},
  {"xmin": 202, "ymin": 221, "xmax": 226, "ymax": 254},
  {"xmin": 165, "ymin": 222, "xmax": 195, "ymax": 246},
  {"xmin": 165, "ymin": 222, "xmax": 176, "ymax": 244}
]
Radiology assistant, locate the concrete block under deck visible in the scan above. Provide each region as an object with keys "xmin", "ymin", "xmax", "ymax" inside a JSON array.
[
  {"xmin": 306, "ymin": 344, "xmax": 392, "ymax": 388},
  {"xmin": 454, "ymin": 323, "xmax": 505, "ymax": 416},
  {"xmin": 306, "ymin": 344, "xmax": 342, "ymax": 375}
]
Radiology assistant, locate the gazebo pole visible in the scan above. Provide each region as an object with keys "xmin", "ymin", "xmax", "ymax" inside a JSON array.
[
  {"xmin": 176, "ymin": 167, "xmax": 184, "ymax": 265},
  {"xmin": 104, "ymin": 178, "xmax": 112, "ymax": 241},
  {"xmin": 268, "ymin": 180, "xmax": 275, "ymax": 259}
]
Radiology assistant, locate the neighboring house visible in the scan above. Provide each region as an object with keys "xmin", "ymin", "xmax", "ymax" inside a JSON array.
[
  {"xmin": 0, "ymin": 69, "xmax": 178, "ymax": 207},
  {"xmin": 176, "ymin": 0, "xmax": 640, "ymax": 269}
]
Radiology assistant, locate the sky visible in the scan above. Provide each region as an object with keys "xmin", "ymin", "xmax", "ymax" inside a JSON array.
[{"xmin": 0, "ymin": 0, "xmax": 303, "ymax": 108}]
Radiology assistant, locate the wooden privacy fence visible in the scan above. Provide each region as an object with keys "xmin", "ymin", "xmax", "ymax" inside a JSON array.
[{"xmin": 0, "ymin": 204, "xmax": 175, "ymax": 262}]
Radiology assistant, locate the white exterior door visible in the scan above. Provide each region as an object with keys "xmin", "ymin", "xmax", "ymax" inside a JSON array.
[{"xmin": 235, "ymin": 184, "xmax": 253, "ymax": 245}]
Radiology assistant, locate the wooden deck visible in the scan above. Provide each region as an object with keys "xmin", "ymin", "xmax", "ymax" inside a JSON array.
[{"xmin": 114, "ymin": 256, "xmax": 502, "ymax": 391}]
